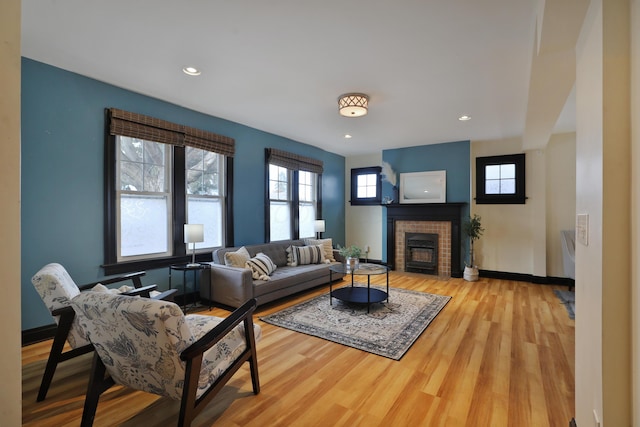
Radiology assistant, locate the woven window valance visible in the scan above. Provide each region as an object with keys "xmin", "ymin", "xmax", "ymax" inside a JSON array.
[
  {"xmin": 108, "ymin": 108, "xmax": 235, "ymax": 157},
  {"xmin": 267, "ymin": 148, "xmax": 323, "ymax": 174}
]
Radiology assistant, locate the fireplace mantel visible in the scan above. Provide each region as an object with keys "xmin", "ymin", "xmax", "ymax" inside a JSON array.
[{"xmin": 385, "ymin": 203, "xmax": 466, "ymax": 277}]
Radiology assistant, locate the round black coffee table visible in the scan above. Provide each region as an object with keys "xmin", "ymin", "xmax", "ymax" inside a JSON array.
[{"xmin": 329, "ymin": 263, "xmax": 389, "ymax": 313}]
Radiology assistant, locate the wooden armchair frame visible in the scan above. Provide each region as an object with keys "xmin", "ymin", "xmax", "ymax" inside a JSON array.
[
  {"xmin": 35, "ymin": 269, "xmax": 176, "ymax": 402},
  {"xmin": 80, "ymin": 298, "xmax": 260, "ymax": 427}
]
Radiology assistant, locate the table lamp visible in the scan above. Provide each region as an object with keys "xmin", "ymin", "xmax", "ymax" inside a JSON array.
[
  {"xmin": 184, "ymin": 224, "xmax": 204, "ymax": 267},
  {"xmin": 314, "ymin": 219, "xmax": 325, "ymax": 239}
]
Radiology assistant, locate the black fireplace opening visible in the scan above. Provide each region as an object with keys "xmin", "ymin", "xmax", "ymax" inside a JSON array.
[{"xmin": 405, "ymin": 232, "xmax": 439, "ymax": 275}]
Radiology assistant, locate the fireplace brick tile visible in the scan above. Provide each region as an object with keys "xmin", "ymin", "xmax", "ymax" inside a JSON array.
[{"xmin": 395, "ymin": 221, "xmax": 452, "ymax": 276}]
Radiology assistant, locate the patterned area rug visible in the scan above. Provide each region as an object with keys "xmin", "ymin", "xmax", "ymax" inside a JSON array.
[
  {"xmin": 260, "ymin": 287, "xmax": 451, "ymax": 360},
  {"xmin": 554, "ymin": 289, "xmax": 575, "ymax": 320}
]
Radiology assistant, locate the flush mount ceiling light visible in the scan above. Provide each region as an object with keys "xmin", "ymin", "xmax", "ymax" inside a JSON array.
[
  {"xmin": 338, "ymin": 93, "xmax": 369, "ymax": 117},
  {"xmin": 182, "ymin": 66, "xmax": 201, "ymax": 76},
  {"xmin": 458, "ymin": 115, "xmax": 471, "ymax": 121}
]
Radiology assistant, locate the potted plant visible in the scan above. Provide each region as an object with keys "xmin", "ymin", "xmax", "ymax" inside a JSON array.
[
  {"xmin": 463, "ymin": 214, "xmax": 484, "ymax": 281},
  {"xmin": 337, "ymin": 244, "xmax": 362, "ymax": 271}
]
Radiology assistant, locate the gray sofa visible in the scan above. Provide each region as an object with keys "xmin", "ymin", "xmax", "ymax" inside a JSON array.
[{"xmin": 200, "ymin": 239, "xmax": 345, "ymax": 308}]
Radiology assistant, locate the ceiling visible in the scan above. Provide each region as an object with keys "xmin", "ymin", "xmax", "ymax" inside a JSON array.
[{"xmin": 21, "ymin": 0, "xmax": 585, "ymax": 157}]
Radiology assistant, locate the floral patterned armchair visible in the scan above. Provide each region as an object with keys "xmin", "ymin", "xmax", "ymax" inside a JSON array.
[
  {"xmin": 31, "ymin": 262, "xmax": 176, "ymax": 401},
  {"xmin": 70, "ymin": 291, "xmax": 261, "ymax": 427}
]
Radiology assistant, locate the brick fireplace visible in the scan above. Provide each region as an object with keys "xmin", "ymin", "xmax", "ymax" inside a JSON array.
[
  {"xmin": 386, "ymin": 203, "xmax": 465, "ymax": 278},
  {"xmin": 399, "ymin": 225, "xmax": 450, "ymax": 276}
]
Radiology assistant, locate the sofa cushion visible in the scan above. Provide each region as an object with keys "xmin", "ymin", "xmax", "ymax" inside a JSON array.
[
  {"xmin": 224, "ymin": 246, "xmax": 250, "ymax": 268},
  {"xmin": 252, "ymin": 264, "xmax": 334, "ymax": 298},
  {"xmin": 213, "ymin": 240, "xmax": 305, "ymax": 267},
  {"xmin": 246, "ymin": 253, "xmax": 277, "ymax": 280},
  {"xmin": 304, "ymin": 238, "xmax": 336, "ymax": 262},
  {"xmin": 286, "ymin": 245, "xmax": 299, "ymax": 267},
  {"xmin": 294, "ymin": 245, "xmax": 325, "ymax": 265}
]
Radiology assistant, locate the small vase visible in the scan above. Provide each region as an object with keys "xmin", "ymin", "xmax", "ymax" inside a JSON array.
[{"xmin": 346, "ymin": 257, "xmax": 359, "ymax": 272}]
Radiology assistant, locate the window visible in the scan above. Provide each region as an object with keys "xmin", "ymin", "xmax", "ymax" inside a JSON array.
[
  {"xmin": 117, "ymin": 137, "xmax": 172, "ymax": 259},
  {"xmin": 105, "ymin": 108, "xmax": 234, "ymax": 274},
  {"xmin": 475, "ymin": 153, "xmax": 526, "ymax": 204},
  {"xmin": 297, "ymin": 170, "xmax": 318, "ymax": 238},
  {"xmin": 185, "ymin": 147, "xmax": 224, "ymax": 250},
  {"xmin": 266, "ymin": 148, "xmax": 322, "ymax": 242},
  {"xmin": 268, "ymin": 164, "xmax": 292, "ymax": 241},
  {"xmin": 350, "ymin": 166, "xmax": 382, "ymax": 205}
]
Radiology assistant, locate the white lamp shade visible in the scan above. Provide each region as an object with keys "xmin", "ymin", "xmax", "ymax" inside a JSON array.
[
  {"xmin": 314, "ymin": 220, "xmax": 326, "ymax": 233},
  {"xmin": 184, "ymin": 224, "xmax": 204, "ymax": 243}
]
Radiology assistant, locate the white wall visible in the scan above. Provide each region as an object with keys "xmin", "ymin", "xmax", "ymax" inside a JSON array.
[
  {"xmin": 0, "ymin": 0, "xmax": 22, "ymax": 424},
  {"xmin": 469, "ymin": 134, "xmax": 575, "ymax": 278},
  {"xmin": 546, "ymin": 133, "xmax": 577, "ymax": 277},
  {"xmin": 345, "ymin": 153, "xmax": 383, "ymax": 260},
  {"xmin": 575, "ymin": 0, "xmax": 632, "ymax": 425},
  {"xmin": 471, "ymin": 138, "xmax": 546, "ymax": 276}
]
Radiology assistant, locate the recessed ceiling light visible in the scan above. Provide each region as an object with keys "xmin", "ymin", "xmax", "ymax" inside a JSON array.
[
  {"xmin": 344, "ymin": 134, "xmax": 352, "ymax": 139},
  {"xmin": 182, "ymin": 66, "xmax": 201, "ymax": 76},
  {"xmin": 458, "ymin": 115, "xmax": 471, "ymax": 121}
]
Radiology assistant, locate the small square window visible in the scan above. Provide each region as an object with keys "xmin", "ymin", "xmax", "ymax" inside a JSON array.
[
  {"xmin": 350, "ymin": 166, "xmax": 382, "ymax": 205},
  {"xmin": 476, "ymin": 154, "xmax": 526, "ymax": 204}
]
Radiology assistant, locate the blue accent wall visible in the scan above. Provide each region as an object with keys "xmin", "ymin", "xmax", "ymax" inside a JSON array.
[
  {"xmin": 21, "ymin": 58, "xmax": 345, "ymax": 330},
  {"xmin": 381, "ymin": 141, "xmax": 471, "ymax": 263}
]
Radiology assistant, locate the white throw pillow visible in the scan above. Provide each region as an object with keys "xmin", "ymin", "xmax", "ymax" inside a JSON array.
[
  {"xmin": 245, "ymin": 253, "xmax": 277, "ymax": 280},
  {"xmin": 304, "ymin": 238, "xmax": 335, "ymax": 262},
  {"xmin": 224, "ymin": 246, "xmax": 251, "ymax": 268}
]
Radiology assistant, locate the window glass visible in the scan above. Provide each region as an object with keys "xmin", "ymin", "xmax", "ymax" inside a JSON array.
[
  {"xmin": 485, "ymin": 179, "xmax": 500, "ymax": 195},
  {"xmin": 269, "ymin": 165, "xmax": 292, "ymax": 240},
  {"xmin": 299, "ymin": 170, "xmax": 313, "ymax": 202},
  {"xmin": 270, "ymin": 200, "xmax": 291, "ymax": 241},
  {"xmin": 350, "ymin": 167, "xmax": 382, "ymax": 205},
  {"xmin": 120, "ymin": 194, "xmax": 169, "ymax": 257},
  {"xmin": 115, "ymin": 136, "xmax": 226, "ymax": 262},
  {"xmin": 485, "ymin": 165, "xmax": 500, "ymax": 180},
  {"xmin": 501, "ymin": 163, "xmax": 515, "ymax": 179},
  {"xmin": 356, "ymin": 173, "xmax": 377, "ymax": 198},
  {"xmin": 117, "ymin": 137, "xmax": 172, "ymax": 259},
  {"xmin": 299, "ymin": 202, "xmax": 316, "ymax": 238},
  {"xmin": 188, "ymin": 197, "xmax": 222, "ymax": 249},
  {"xmin": 187, "ymin": 149, "xmax": 219, "ymax": 196},
  {"xmin": 476, "ymin": 154, "xmax": 526, "ymax": 204},
  {"xmin": 269, "ymin": 164, "xmax": 289, "ymax": 200},
  {"xmin": 298, "ymin": 171, "xmax": 317, "ymax": 239},
  {"xmin": 186, "ymin": 146, "xmax": 224, "ymax": 249},
  {"xmin": 268, "ymin": 165, "xmax": 319, "ymax": 241},
  {"xmin": 484, "ymin": 163, "xmax": 517, "ymax": 195}
]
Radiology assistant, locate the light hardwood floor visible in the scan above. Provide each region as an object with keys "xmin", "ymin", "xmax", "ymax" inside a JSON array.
[{"xmin": 22, "ymin": 273, "xmax": 575, "ymax": 427}]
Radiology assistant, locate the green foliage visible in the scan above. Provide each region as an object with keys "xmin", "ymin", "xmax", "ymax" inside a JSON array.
[
  {"xmin": 463, "ymin": 214, "xmax": 484, "ymax": 242},
  {"xmin": 337, "ymin": 244, "xmax": 362, "ymax": 259},
  {"xmin": 463, "ymin": 214, "xmax": 484, "ymax": 267}
]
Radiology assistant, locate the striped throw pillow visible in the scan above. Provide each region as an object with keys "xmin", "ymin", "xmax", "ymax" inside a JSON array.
[
  {"xmin": 295, "ymin": 245, "xmax": 325, "ymax": 265},
  {"xmin": 245, "ymin": 253, "xmax": 277, "ymax": 280},
  {"xmin": 304, "ymin": 238, "xmax": 335, "ymax": 261}
]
